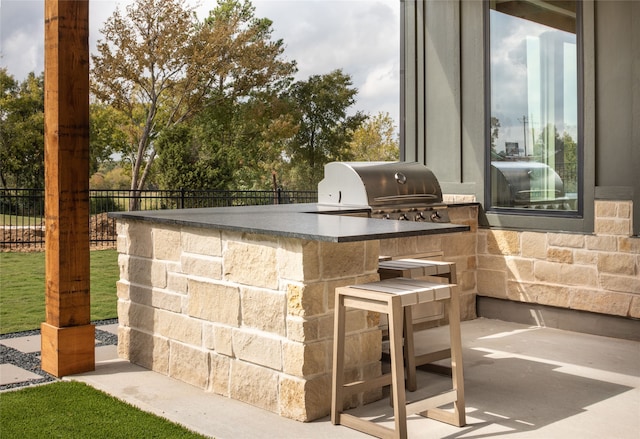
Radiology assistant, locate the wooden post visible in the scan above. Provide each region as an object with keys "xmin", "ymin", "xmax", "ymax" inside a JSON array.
[{"xmin": 41, "ymin": 0, "xmax": 94, "ymax": 377}]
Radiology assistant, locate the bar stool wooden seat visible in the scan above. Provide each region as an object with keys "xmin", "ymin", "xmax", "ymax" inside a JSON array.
[
  {"xmin": 378, "ymin": 258, "xmax": 457, "ymax": 391},
  {"xmin": 331, "ymin": 278, "xmax": 465, "ymax": 439}
]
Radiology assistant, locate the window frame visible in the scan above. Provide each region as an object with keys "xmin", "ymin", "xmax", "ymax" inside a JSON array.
[{"xmin": 482, "ymin": 0, "xmax": 594, "ymax": 232}]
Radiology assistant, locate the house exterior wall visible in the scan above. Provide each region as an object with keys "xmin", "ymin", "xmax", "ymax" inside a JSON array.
[{"xmin": 401, "ymin": 0, "xmax": 640, "ymax": 320}]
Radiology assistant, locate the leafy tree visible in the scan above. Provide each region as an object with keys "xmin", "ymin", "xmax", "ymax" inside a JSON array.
[
  {"xmin": 91, "ymin": 0, "xmax": 296, "ymax": 207},
  {"xmin": 0, "ymin": 70, "xmax": 44, "ymax": 188},
  {"xmin": 284, "ymin": 69, "xmax": 366, "ymax": 189},
  {"xmin": 89, "ymin": 103, "xmax": 130, "ymax": 176},
  {"xmin": 349, "ymin": 112, "xmax": 399, "ymax": 161}
]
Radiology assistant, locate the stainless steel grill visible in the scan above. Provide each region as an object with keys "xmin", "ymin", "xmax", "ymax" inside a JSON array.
[
  {"xmin": 318, "ymin": 161, "xmax": 450, "ymax": 222},
  {"xmin": 491, "ymin": 161, "xmax": 574, "ymax": 209}
]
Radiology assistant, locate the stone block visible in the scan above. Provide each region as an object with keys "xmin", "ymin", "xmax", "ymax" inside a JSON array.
[
  {"xmin": 116, "ymin": 280, "xmax": 129, "ymax": 300},
  {"xmin": 629, "ymin": 295, "xmax": 640, "ymax": 319},
  {"xmin": 486, "ymin": 230, "xmax": 520, "ymax": 256},
  {"xmin": 127, "ymin": 302, "xmax": 156, "ymax": 334},
  {"xmin": 595, "ymin": 200, "xmax": 617, "ymax": 218},
  {"xmin": 320, "ymin": 241, "xmax": 367, "ymax": 279},
  {"xmin": 459, "ymin": 292, "xmax": 477, "ymax": 321},
  {"xmin": 232, "ymin": 330, "xmax": 282, "ymax": 370},
  {"xmin": 225, "ymin": 239, "xmax": 278, "ymax": 289},
  {"xmin": 169, "ymin": 341, "xmax": 209, "ymax": 389},
  {"xmin": 521, "ymin": 232, "xmax": 547, "ymax": 259},
  {"xmin": 214, "ymin": 325, "xmax": 234, "ymax": 356},
  {"xmin": 534, "ymin": 261, "xmax": 598, "ymax": 287},
  {"xmin": 477, "ymin": 255, "xmax": 507, "ymax": 271},
  {"xmin": 182, "ymin": 228, "xmax": 222, "ymax": 256},
  {"xmin": 153, "ymin": 227, "xmax": 182, "ymax": 261},
  {"xmin": 156, "ymin": 309, "xmax": 202, "ymax": 346},
  {"xmin": 618, "ymin": 236, "xmax": 640, "ymax": 254},
  {"xmin": 598, "ymin": 253, "xmax": 637, "ymax": 275},
  {"xmin": 547, "ymin": 248, "xmax": 574, "ymax": 264},
  {"xmin": 208, "ymin": 353, "xmax": 230, "ymax": 396},
  {"xmin": 570, "ymin": 290, "xmax": 631, "ymax": 316},
  {"xmin": 364, "ymin": 240, "xmax": 381, "ymax": 272},
  {"xmin": 279, "ymin": 374, "xmax": 332, "ymax": 422},
  {"xmin": 476, "ymin": 269, "xmax": 507, "ymax": 298},
  {"xmin": 277, "ymin": 238, "xmax": 320, "ymax": 282},
  {"xmin": 359, "ymin": 329, "xmax": 382, "ymax": 364},
  {"xmin": 505, "ymin": 257, "xmax": 535, "ymax": 281},
  {"xmin": 599, "ymin": 273, "xmax": 640, "ymax": 294},
  {"xmin": 617, "ymin": 202, "xmax": 632, "ymax": 218},
  {"xmin": 128, "ymin": 284, "xmax": 182, "ymax": 313},
  {"xmin": 181, "ymin": 254, "xmax": 222, "ymax": 280},
  {"xmin": 286, "ymin": 282, "xmax": 325, "ymax": 317},
  {"xmin": 317, "ymin": 315, "xmax": 335, "ymax": 340},
  {"xmin": 574, "ymin": 250, "xmax": 598, "ymax": 265},
  {"xmin": 595, "ymin": 218, "xmax": 632, "ymax": 236},
  {"xmin": 585, "ymin": 235, "xmax": 617, "ymax": 251},
  {"xmin": 124, "ymin": 220, "xmax": 153, "ymax": 258},
  {"xmin": 548, "ymin": 233, "xmax": 584, "ymax": 248},
  {"xmin": 286, "ymin": 317, "xmax": 319, "ymax": 343},
  {"xmin": 414, "ymin": 235, "xmax": 443, "ymax": 255},
  {"xmin": 125, "ymin": 329, "xmax": 169, "ymax": 374},
  {"xmin": 203, "ymin": 322, "xmax": 215, "ymax": 350},
  {"xmin": 167, "ymin": 271, "xmax": 189, "ymax": 295},
  {"xmin": 282, "ymin": 340, "xmax": 330, "ymax": 377},
  {"xmin": 507, "ymin": 281, "xmax": 571, "ymax": 308},
  {"xmin": 188, "ymin": 279, "xmax": 240, "ymax": 326},
  {"xmin": 241, "ymin": 287, "xmax": 286, "ymax": 336},
  {"xmin": 442, "ymin": 233, "xmax": 476, "ymax": 257},
  {"xmin": 476, "ymin": 231, "xmax": 488, "ymax": 255},
  {"xmin": 230, "ymin": 360, "xmax": 279, "ymax": 413}
]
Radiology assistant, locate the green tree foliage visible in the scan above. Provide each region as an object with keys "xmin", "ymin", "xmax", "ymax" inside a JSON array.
[
  {"xmin": 91, "ymin": 0, "xmax": 296, "ymax": 203},
  {"xmin": 284, "ymin": 69, "xmax": 367, "ymax": 189},
  {"xmin": 89, "ymin": 103, "xmax": 130, "ymax": 176},
  {"xmin": 349, "ymin": 112, "xmax": 399, "ymax": 161},
  {"xmin": 0, "ymin": 70, "xmax": 44, "ymax": 188}
]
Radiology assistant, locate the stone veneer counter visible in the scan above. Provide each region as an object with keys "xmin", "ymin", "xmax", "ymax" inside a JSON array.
[{"xmin": 109, "ymin": 203, "xmax": 470, "ymax": 422}]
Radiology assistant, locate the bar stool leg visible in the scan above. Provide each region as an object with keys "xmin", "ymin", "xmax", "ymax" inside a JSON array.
[
  {"xmin": 403, "ymin": 306, "xmax": 418, "ymax": 392},
  {"xmin": 331, "ymin": 293, "xmax": 346, "ymax": 426},
  {"xmin": 388, "ymin": 296, "xmax": 408, "ymax": 439},
  {"xmin": 448, "ymin": 288, "xmax": 466, "ymax": 427}
]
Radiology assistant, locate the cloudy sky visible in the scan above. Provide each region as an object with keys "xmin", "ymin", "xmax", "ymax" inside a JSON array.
[{"xmin": 0, "ymin": 0, "xmax": 401, "ymax": 125}]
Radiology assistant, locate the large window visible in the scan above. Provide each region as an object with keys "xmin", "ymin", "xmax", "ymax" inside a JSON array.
[{"xmin": 488, "ymin": 0, "xmax": 580, "ymax": 214}]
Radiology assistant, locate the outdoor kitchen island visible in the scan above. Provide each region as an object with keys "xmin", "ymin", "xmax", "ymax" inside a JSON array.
[{"xmin": 109, "ymin": 203, "xmax": 470, "ymax": 422}]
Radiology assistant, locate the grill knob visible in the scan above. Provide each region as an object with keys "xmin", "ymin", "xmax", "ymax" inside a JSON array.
[
  {"xmin": 398, "ymin": 213, "xmax": 408, "ymax": 221},
  {"xmin": 431, "ymin": 211, "xmax": 442, "ymax": 221},
  {"xmin": 415, "ymin": 212, "xmax": 426, "ymax": 221}
]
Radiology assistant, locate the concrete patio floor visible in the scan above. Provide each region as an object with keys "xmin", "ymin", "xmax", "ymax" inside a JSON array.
[{"xmin": 3, "ymin": 317, "xmax": 639, "ymax": 438}]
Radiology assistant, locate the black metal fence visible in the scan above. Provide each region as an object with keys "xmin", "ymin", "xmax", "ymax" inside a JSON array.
[{"xmin": 1, "ymin": 188, "xmax": 317, "ymax": 250}]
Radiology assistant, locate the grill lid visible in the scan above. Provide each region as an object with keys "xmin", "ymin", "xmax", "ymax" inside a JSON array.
[{"xmin": 318, "ymin": 161, "xmax": 443, "ymax": 207}]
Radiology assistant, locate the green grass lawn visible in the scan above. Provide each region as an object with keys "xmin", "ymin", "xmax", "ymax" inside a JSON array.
[
  {"xmin": 0, "ymin": 250, "xmax": 119, "ymax": 334},
  {"xmin": 0, "ymin": 381, "xmax": 207, "ymax": 438}
]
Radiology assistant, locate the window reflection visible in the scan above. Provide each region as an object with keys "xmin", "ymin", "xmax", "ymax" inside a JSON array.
[{"xmin": 489, "ymin": 0, "xmax": 578, "ymax": 211}]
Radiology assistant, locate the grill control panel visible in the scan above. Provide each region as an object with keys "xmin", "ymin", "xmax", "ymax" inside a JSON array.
[{"xmin": 371, "ymin": 207, "xmax": 450, "ymax": 223}]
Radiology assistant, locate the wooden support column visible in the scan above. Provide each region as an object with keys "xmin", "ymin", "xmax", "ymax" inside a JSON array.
[{"xmin": 41, "ymin": 0, "xmax": 94, "ymax": 377}]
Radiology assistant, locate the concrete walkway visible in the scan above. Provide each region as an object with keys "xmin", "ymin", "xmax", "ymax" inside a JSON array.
[{"xmin": 2, "ymin": 318, "xmax": 639, "ymax": 438}]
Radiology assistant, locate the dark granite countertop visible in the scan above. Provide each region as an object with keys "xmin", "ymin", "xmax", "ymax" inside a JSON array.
[{"xmin": 109, "ymin": 203, "xmax": 470, "ymax": 242}]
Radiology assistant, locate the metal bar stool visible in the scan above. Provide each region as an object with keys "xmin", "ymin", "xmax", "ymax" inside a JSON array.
[
  {"xmin": 331, "ymin": 277, "xmax": 465, "ymax": 439},
  {"xmin": 378, "ymin": 258, "xmax": 457, "ymax": 391}
]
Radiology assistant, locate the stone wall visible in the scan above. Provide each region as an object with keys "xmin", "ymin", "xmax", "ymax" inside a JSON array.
[
  {"xmin": 379, "ymin": 204, "xmax": 479, "ymax": 322},
  {"xmin": 115, "ymin": 221, "xmax": 381, "ymax": 422},
  {"xmin": 477, "ymin": 201, "xmax": 640, "ymax": 319}
]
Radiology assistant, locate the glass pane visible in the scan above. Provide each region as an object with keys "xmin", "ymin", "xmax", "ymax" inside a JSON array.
[{"xmin": 489, "ymin": 0, "xmax": 578, "ymax": 211}]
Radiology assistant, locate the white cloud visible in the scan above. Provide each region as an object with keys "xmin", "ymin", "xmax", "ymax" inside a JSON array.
[{"xmin": 1, "ymin": 0, "xmax": 399, "ymax": 125}]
